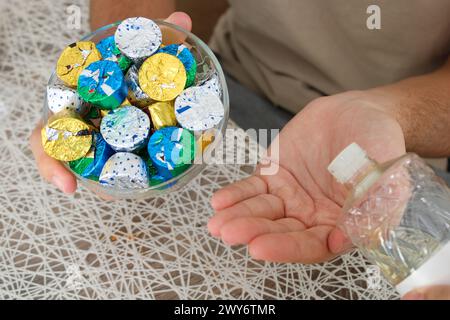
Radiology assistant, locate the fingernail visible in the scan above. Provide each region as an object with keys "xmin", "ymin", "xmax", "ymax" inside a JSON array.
[
  {"xmin": 167, "ymin": 11, "xmax": 191, "ymax": 30},
  {"xmin": 402, "ymin": 292, "xmax": 425, "ymax": 300},
  {"xmin": 52, "ymin": 176, "xmax": 67, "ymax": 193}
]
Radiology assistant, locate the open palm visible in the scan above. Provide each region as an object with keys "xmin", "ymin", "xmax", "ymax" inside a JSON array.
[{"xmin": 208, "ymin": 91, "xmax": 406, "ymax": 263}]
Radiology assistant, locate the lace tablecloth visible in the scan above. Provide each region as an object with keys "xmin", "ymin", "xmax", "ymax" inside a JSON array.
[{"xmin": 0, "ymin": 0, "xmax": 397, "ymax": 299}]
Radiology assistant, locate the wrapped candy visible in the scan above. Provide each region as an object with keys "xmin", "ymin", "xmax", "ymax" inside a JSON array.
[
  {"xmin": 138, "ymin": 53, "xmax": 187, "ymax": 102},
  {"xmin": 99, "ymin": 152, "xmax": 149, "ymax": 189},
  {"xmin": 149, "ymin": 171, "xmax": 166, "ymax": 186},
  {"xmin": 125, "ymin": 65, "xmax": 153, "ymax": 107},
  {"xmin": 157, "ymin": 44, "xmax": 197, "ymax": 87},
  {"xmin": 69, "ymin": 132, "xmax": 115, "ymax": 181},
  {"xmin": 78, "ymin": 60, "xmax": 128, "ymax": 110},
  {"xmin": 120, "ymin": 98, "xmax": 132, "ymax": 106},
  {"xmin": 148, "ymin": 101, "xmax": 177, "ymax": 130},
  {"xmin": 84, "ymin": 105, "xmax": 103, "ymax": 128},
  {"xmin": 96, "ymin": 35, "xmax": 132, "ymax": 72},
  {"xmin": 41, "ymin": 110, "xmax": 93, "ymax": 161},
  {"xmin": 98, "ymin": 98, "xmax": 132, "ymax": 118},
  {"xmin": 100, "ymin": 105, "xmax": 151, "ymax": 152},
  {"xmin": 46, "ymin": 84, "xmax": 85, "ymax": 114},
  {"xmin": 43, "ymin": 16, "xmax": 225, "ymax": 194},
  {"xmin": 56, "ymin": 41, "xmax": 102, "ymax": 87},
  {"xmin": 115, "ymin": 17, "xmax": 162, "ymax": 61},
  {"xmin": 198, "ymin": 130, "xmax": 215, "ymax": 152},
  {"xmin": 200, "ymin": 72, "xmax": 222, "ymax": 98},
  {"xmin": 138, "ymin": 150, "xmax": 168, "ymax": 186},
  {"xmin": 174, "ymin": 86, "xmax": 224, "ymax": 131},
  {"xmin": 148, "ymin": 127, "xmax": 196, "ymax": 179}
]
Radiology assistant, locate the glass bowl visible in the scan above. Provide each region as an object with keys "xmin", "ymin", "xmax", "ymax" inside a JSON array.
[{"xmin": 43, "ymin": 20, "xmax": 229, "ymax": 200}]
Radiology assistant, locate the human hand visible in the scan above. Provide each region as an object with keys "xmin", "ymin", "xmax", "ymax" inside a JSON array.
[
  {"xmin": 209, "ymin": 90, "xmax": 406, "ymax": 263},
  {"xmin": 29, "ymin": 12, "xmax": 192, "ymax": 194},
  {"xmin": 403, "ymin": 286, "xmax": 450, "ymax": 300}
]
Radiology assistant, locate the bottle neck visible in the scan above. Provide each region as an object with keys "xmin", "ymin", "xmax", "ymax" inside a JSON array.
[{"xmin": 344, "ymin": 160, "xmax": 381, "ymax": 196}]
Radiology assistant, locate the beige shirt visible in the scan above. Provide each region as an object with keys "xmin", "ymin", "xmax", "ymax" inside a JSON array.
[{"xmin": 209, "ymin": 0, "xmax": 450, "ymax": 113}]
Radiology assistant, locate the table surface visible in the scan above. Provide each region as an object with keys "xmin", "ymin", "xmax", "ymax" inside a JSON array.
[{"xmin": 0, "ymin": 0, "xmax": 397, "ymax": 299}]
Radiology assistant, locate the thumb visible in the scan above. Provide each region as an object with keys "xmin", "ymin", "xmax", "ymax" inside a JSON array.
[
  {"xmin": 166, "ymin": 11, "xmax": 192, "ymax": 32},
  {"xmin": 162, "ymin": 12, "xmax": 193, "ymax": 45},
  {"xmin": 328, "ymin": 227, "xmax": 353, "ymax": 254},
  {"xmin": 403, "ymin": 285, "xmax": 450, "ymax": 300}
]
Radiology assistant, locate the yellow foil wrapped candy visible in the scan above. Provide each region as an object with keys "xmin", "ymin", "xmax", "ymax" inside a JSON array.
[
  {"xmin": 198, "ymin": 130, "xmax": 215, "ymax": 152},
  {"xmin": 148, "ymin": 101, "xmax": 177, "ymax": 129},
  {"xmin": 41, "ymin": 111, "xmax": 93, "ymax": 161},
  {"xmin": 56, "ymin": 41, "xmax": 102, "ymax": 87},
  {"xmin": 138, "ymin": 53, "xmax": 186, "ymax": 101}
]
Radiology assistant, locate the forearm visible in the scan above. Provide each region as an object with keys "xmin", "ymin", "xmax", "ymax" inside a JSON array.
[
  {"xmin": 368, "ymin": 57, "xmax": 450, "ymax": 157},
  {"xmin": 90, "ymin": 0, "xmax": 175, "ymax": 30}
]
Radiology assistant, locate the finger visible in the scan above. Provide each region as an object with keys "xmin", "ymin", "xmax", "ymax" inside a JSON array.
[
  {"xmin": 96, "ymin": 192, "xmax": 116, "ymax": 201},
  {"xmin": 328, "ymin": 227, "xmax": 353, "ymax": 254},
  {"xmin": 219, "ymin": 217, "xmax": 306, "ymax": 246},
  {"xmin": 162, "ymin": 12, "xmax": 192, "ymax": 44},
  {"xmin": 29, "ymin": 123, "xmax": 77, "ymax": 194},
  {"xmin": 210, "ymin": 175, "xmax": 267, "ymax": 211},
  {"xmin": 208, "ymin": 193, "xmax": 284, "ymax": 237},
  {"xmin": 166, "ymin": 12, "xmax": 192, "ymax": 32},
  {"xmin": 248, "ymin": 226, "xmax": 336, "ymax": 263},
  {"xmin": 403, "ymin": 286, "xmax": 450, "ymax": 300}
]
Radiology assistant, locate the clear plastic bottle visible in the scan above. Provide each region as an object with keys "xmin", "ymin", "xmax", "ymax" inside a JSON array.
[{"xmin": 328, "ymin": 143, "xmax": 450, "ymax": 295}]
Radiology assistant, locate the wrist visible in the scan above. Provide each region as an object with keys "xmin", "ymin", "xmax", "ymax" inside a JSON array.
[{"xmin": 361, "ymin": 87, "xmax": 414, "ymax": 150}]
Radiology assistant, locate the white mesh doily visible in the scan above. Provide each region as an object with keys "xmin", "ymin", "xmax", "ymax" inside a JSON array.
[{"xmin": 0, "ymin": 0, "xmax": 398, "ymax": 299}]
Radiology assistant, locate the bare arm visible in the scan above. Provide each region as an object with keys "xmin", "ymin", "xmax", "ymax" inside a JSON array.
[
  {"xmin": 90, "ymin": 0, "xmax": 176, "ymax": 30},
  {"xmin": 369, "ymin": 56, "xmax": 450, "ymax": 157}
]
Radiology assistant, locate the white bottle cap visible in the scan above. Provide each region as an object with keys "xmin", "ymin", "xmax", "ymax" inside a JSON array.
[{"xmin": 327, "ymin": 143, "xmax": 371, "ymax": 184}]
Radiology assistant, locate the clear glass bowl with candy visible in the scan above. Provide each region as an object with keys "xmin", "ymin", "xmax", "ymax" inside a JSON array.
[{"xmin": 42, "ymin": 17, "xmax": 229, "ymax": 199}]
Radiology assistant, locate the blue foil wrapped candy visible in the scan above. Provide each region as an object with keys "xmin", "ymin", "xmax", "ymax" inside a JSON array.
[
  {"xmin": 96, "ymin": 35, "xmax": 132, "ymax": 72},
  {"xmin": 99, "ymin": 152, "xmax": 149, "ymax": 189},
  {"xmin": 147, "ymin": 126, "xmax": 196, "ymax": 179},
  {"xmin": 157, "ymin": 44, "xmax": 197, "ymax": 88},
  {"xmin": 69, "ymin": 132, "xmax": 115, "ymax": 181},
  {"xmin": 78, "ymin": 60, "xmax": 128, "ymax": 110},
  {"xmin": 138, "ymin": 150, "xmax": 169, "ymax": 186},
  {"xmin": 100, "ymin": 105, "xmax": 151, "ymax": 152}
]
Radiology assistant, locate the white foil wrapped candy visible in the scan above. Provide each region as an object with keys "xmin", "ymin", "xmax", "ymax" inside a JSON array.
[
  {"xmin": 99, "ymin": 152, "xmax": 149, "ymax": 189},
  {"xmin": 115, "ymin": 17, "xmax": 162, "ymax": 61},
  {"xmin": 174, "ymin": 86, "xmax": 224, "ymax": 131},
  {"xmin": 100, "ymin": 106, "xmax": 151, "ymax": 152},
  {"xmin": 200, "ymin": 72, "xmax": 222, "ymax": 98},
  {"xmin": 46, "ymin": 84, "xmax": 85, "ymax": 114}
]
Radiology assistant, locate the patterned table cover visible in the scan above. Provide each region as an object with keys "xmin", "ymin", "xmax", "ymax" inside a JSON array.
[{"xmin": 0, "ymin": 0, "xmax": 397, "ymax": 299}]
